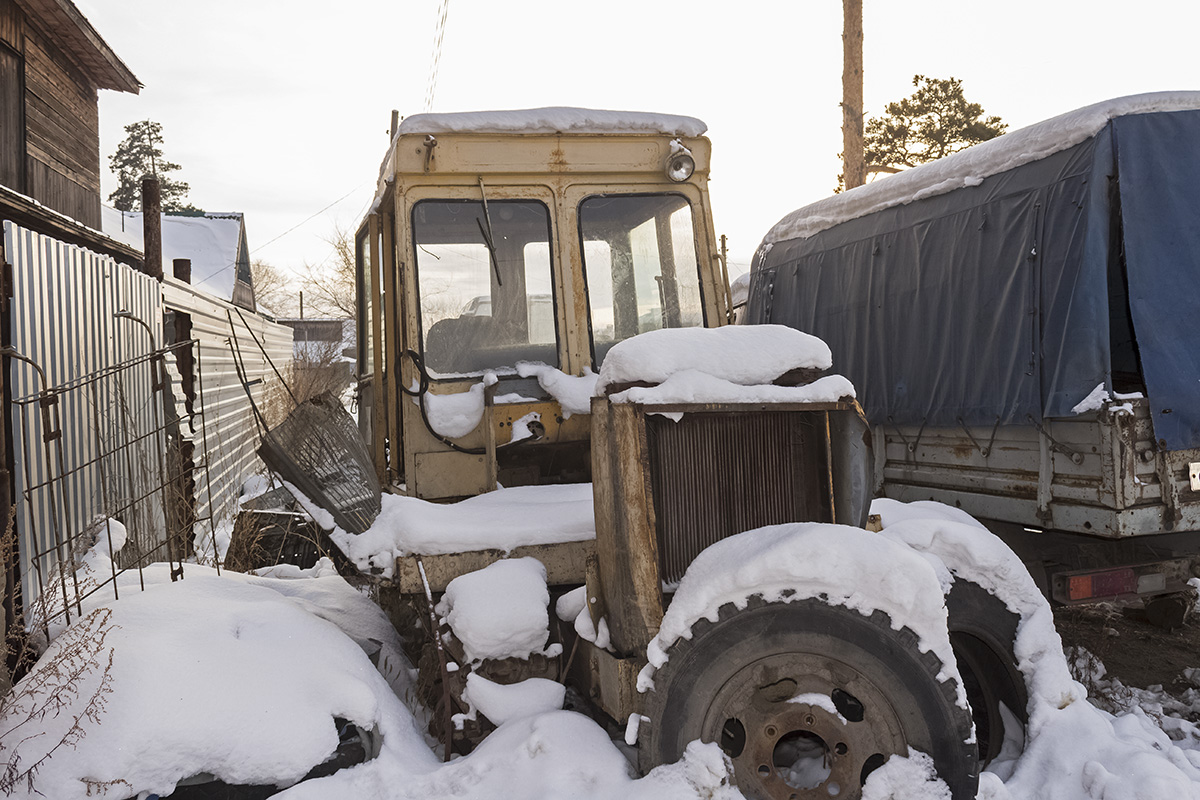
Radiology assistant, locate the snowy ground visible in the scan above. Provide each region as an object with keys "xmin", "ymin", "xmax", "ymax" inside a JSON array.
[{"xmin": 6, "ymin": 503, "xmax": 1200, "ymax": 800}]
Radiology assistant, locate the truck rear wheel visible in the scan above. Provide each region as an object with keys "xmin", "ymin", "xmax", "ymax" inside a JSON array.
[
  {"xmin": 945, "ymin": 579, "xmax": 1028, "ymax": 765},
  {"xmin": 641, "ymin": 597, "xmax": 978, "ymax": 800}
]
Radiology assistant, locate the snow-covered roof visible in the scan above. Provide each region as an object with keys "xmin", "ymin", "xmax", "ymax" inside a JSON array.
[
  {"xmin": 102, "ymin": 206, "xmax": 246, "ymax": 302},
  {"xmin": 396, "ymin": 107, "xmax": 707, "ymax": 137},
  {"xmin": 764, "ymin": 91, "xmax": 1200, "ymax": 245}
]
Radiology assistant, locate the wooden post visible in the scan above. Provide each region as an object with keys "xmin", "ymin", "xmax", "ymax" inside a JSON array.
[
  {"xmin": 590, "ymin": 398, "xmax": 664, "ymax": 656},
  {"xmin": 141, "ymin": 176, "xmax": 163, "ymax": 280},
  {"xmin": 842, "ymin": 0, "xmax": 866, "ymax": 190}
]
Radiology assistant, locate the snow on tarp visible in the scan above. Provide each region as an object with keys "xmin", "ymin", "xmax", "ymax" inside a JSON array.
[
  {"xmin": 763, "ymin": 92, "xmax": 1200, "ymax": 245},
  {"xmin": 396, "ymin": 107, "xmax": 707, "ymax": 138},
  {"xmin": 750, "ymin": 92, "xmax": 1200, "ymax": 447},
  {"xmin": 102, "ymin": 205, "xmax": 245, "ymax": 302},
  {"xmin": 596, "ymin": 325, "xmax": 833, "ymax": 394},
  {"xmin": 330, "ymin": 484, "xmax": 595, "ymax": 577},
  {"xmin": 871, "ymin": 499, "xmax": 1200, "ymax": 798}
]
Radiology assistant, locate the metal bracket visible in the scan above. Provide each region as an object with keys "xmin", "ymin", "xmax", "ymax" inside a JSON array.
[
  {"xmin": 890, "ymin": 416, "xmax": 927, "ymax": 457},
  {"xmin": 1, "ymin": 259, "xmax": 12, "ymax": 310},
  {"xmin": 1190, "ymin": 461, "xmax": 1200, "ymax": 493},
  {"xmin": 957, "ymin": 416, "xmax": 1001, "ymax": 458},
  {"xmin": 1025, "ymin": 415, "xmax": 1084, "ymax": 465}
]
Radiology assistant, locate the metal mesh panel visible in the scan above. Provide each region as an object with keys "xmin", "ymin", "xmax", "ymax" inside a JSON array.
[
  {"xmin": 646, "ymin": 410, "xmax": 831, "ymax": 585},
  {"xmin": 258, "ymin": 393, "xmax": 381, "ymax": 534}
]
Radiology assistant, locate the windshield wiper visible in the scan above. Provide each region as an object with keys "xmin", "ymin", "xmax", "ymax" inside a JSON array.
[{"xmin": 477, "ymin": 177, "xmax": 502, "ymax": 286}]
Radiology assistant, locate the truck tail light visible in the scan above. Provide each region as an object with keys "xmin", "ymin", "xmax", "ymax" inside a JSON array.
[{"xmin": 1066, "ymin": 568, "xmax": 1137, "ymax": 601}]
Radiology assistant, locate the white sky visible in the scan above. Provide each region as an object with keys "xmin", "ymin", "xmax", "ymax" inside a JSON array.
[{"xmin": 76, "ymin": 0, "xmax": 1200, "ymax": 285}]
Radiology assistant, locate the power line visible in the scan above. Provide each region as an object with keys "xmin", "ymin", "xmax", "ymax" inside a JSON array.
[
  {"xmin": 250, "ymin": 183, "xmax": 367, "ymax": 257},
  {"xmin": 423, "ymin": 0, "xmax": 452, "ymax": 112}
]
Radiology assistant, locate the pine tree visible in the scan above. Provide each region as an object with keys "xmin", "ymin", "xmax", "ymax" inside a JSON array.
[
  {"xmin": 107, "ymin": 120, "xmax": 196, "ymax": 212},
  {"xmin": 838, "ymin": 76, "xmax": 1006, "ymax": 191},
  {"xmin": 866, "ymin": 75, "xmax": 1006, "ymax": 171}
]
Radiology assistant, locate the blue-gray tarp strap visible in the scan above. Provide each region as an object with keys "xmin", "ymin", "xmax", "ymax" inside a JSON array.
[{"xmin": 1114, "ymin": 110, "xmax": 1200, "ymax": 451}]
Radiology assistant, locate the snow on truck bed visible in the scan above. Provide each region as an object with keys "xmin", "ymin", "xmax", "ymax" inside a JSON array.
[
  {"xmin": 595, "ymin": 325, "xmax": 833, "ymax": 392},
  {"xmin": 764, "ymin": 91, "xmax": 1200, "ymax": 245}
]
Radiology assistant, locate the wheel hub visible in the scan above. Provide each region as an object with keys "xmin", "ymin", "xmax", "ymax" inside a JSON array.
[{"xmin": 702, "ymin": 652, "xmax": 909, "ymax": 799}]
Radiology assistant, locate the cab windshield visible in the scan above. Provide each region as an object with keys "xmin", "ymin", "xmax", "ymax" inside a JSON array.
[
  {"xmin": 413, "ymin": 199, "xmax": 556, "ymax": 377},
  {"xmin": 579, "ymin": 194, "xmax": 703, "ymax": 365}
]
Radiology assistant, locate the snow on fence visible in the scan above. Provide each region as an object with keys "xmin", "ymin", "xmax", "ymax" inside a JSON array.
[{"xmin": 2, "ymin": 221, "xmax": 293, "ymax": 624}]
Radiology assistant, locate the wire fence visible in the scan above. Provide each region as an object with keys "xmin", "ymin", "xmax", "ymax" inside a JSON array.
[{"xmin": 11, "ymin": 341, "xmax": 221, "ymax": 636}]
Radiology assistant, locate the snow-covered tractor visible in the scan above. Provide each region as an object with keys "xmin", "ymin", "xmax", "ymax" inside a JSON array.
[{"xmin": 347, "ymin": 108, "xmax": 1023, "ymax": 799}]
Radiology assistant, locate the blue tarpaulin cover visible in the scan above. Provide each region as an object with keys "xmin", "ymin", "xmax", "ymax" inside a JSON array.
[
  {"xmin": 1113, "ymin": 111, "xmax": 1200, "ymax": 451},
  {"xmin": 748, "ymin": 110, "xmax": 1200, "ymax": 452}
]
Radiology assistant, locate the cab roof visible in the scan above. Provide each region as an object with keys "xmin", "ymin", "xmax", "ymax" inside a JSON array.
[{"xmin": 396, "ymin": 107, "xmax": 706, "ymax": 137}]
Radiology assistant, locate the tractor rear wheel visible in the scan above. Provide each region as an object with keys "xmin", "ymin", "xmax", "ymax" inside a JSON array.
[
  {"xmin": 945, "ymin": 578, "xmax": 1028, "ymax": 765},
  {"xmin": 641, "ymin": 597, "xmax": 978, "ymax": 800}
]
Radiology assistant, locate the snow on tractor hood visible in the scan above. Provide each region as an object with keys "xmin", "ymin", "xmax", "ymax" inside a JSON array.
[
  {"xmin": 596, "ymin": 325, "xmax": 834, "ymax": 392},
  {"xmin": 596, "ymin": 325, "xmax": 855, "ymax": 412}
]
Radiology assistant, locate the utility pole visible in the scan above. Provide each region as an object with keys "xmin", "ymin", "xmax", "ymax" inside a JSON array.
[
  {"xmin": 141, "ymin": 175, "xmax": 163, "ymax": 280},
  {"xmin": 842, "ymin": 0, "xmax": 866, "ymax": 190}
]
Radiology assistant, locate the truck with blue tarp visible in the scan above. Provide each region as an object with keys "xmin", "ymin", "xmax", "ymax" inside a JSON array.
[{"xmin": 747, "ymin": 93, "xmax": 1200, "ymax": 615}]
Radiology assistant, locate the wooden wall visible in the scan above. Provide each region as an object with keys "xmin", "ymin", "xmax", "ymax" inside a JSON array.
[
  {"xmin": 0, "ymin": 0, "xmax": 21, "ymax": 48},
  {"xmin": 0, "ymin": 0, "xmax": 104, "ymax": 229},
  {"xmin": 23, "ymin": 18, "xmax": 102, "ymax": 227},
  {"xmin": 1, "ymin": 2, "xmax": 26, "ymax": 192}
]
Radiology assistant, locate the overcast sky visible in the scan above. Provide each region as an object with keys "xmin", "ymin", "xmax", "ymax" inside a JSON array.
[{"xmin": 75, "ymin": 0, "xmax": 1200, "ymax": 286}]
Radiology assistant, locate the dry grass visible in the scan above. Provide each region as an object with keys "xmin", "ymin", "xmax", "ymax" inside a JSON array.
[{"xmin": 0, "ymin": 508, "xmax": 118, "ymax": 795}]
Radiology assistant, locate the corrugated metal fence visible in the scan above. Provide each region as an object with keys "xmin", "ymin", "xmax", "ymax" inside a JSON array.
[
  {"xmin": 3, "ymin": 221, "xmax": 294, "ymax": 622},
  {"xmin": 162, "ymin": 278, "xmax": 294, "ymax": 549}
]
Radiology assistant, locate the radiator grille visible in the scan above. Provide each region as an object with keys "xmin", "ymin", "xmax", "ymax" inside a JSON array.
[{"xmin": 645, "ymin": 410, "xmax": 831, "ymax": 585}]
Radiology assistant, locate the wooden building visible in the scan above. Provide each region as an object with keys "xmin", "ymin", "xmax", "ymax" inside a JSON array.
[{"xmin": 0, "ymin": 0, "xmax": 141, "ymax": 261}]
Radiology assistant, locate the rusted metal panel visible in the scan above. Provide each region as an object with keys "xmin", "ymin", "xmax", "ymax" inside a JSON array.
[
  {"xmin": 590, "ymin": 398, "xmax": 664, "ymax": 657},
  {"xmin": 258, "ymin": 393, "xmax": 380, "ymax": 534},
  {"xmin": 878, "ymin": 398, "xmax": 1199, "ymax": 538},
  {"xmin": 644, "ymin": 408, "xmax": 831, "ymax": 585},
  {"xmin": 569, "ymin": 641, "xmax": 643, "ymax": 723},
  {"xmin": 394, "ymin": 538, "xmax": 594, "ymax": 593}
]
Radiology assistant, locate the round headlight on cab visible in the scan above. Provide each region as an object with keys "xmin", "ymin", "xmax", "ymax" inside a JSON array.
[{"xmin": 666, "ymin": 151, "xmax": 695, "ymax": 182}]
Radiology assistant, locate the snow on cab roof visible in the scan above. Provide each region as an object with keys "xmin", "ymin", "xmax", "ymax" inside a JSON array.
[
  {"xmin": 764, "ymin": 91, "xmax": 1200, "ymax": 245},
  {"xmin": 396, "ymin": 107, "xmax": 707, "ymax": 137}
]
